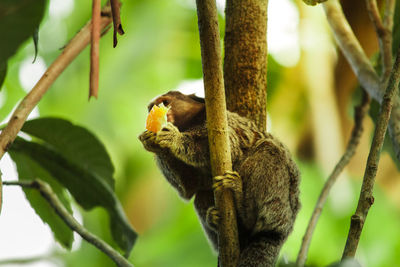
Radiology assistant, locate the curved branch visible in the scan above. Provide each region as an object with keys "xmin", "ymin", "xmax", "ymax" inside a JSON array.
[
  {"xmin": 322, "ymin": 0, "xmax": 380, "ymax": 100},
  {"xmin": 342, "ymin": 45, "xmax": 400, "ymax": 259},
  {"xmin": 322, "ymin": 0, "xmax": 400, "ymax": 172},
  {"xmin": 195, "ymin": 0, "xmax": 240, "ymax": 265},
  {"xmin": 3, "ymin": 180, "xmax": 133, "ymax": 267},
  {"xmin": 296, "ymin": 91, "xmax": 371, "ymax": 267},
  {"xmin": 0, "ymin": 5, "xmax": 113, "ymax": 160}
]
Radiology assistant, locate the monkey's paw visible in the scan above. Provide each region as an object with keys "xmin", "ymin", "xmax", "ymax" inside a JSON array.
[
  {"xmin": 138, "ymin": 130, "xmax": 161, "ymax": 152},
  {"xmin": 206, "ymin": 206, "xmax": 220, "ymax": 232},
  {"xmin": 213, "ymin": 171, "xmax": 242, "ymax": 194},
  {"xmin": 157, "ymin": 122, "xmax": 182, "ymax": 150}
]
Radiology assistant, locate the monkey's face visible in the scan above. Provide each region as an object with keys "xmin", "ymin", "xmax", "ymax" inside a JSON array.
[{"xmin": 148, "ymin": 91, "xmax": 205, "ymax": 131}]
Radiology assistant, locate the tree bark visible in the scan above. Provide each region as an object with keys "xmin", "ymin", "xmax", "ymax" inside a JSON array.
[{"xmin": 224, "ymin": 0, "xmax": 268, "ymax": 132}]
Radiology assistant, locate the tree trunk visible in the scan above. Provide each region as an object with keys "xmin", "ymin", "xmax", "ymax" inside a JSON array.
[{"xmin": 224, "ymin": 0, "xmax": 268, "ymax": 132}]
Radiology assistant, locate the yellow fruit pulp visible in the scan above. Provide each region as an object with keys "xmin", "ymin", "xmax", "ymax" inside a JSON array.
[{"xmin": 145, "ymin": 103, "xmax": 169, "ymax": 132}]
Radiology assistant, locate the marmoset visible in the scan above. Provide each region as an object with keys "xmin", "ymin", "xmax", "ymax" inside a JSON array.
[{"xmin": 139, "ymin": 91, "xmax": 300, "ymax": 266}]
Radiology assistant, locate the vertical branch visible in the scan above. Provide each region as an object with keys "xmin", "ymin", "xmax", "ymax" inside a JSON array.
[
  {"xmin": 365, "ymin": 0, "xmax": 392, "ymax": 80},
  {"xmin": 90, "ymin": 0, "xmax": 101, "ymax": 99},
  {"xmin": 342, "ymin": 45, "xmax": 400, "ymax": 259},
  {"xmin": 0, "ymin": 6, "xmax": 112, "ymax": 160},
  {"xmin": 296, "ymin": 91, "xmax": 371, "ymax": 267},
  {"xmin": 224, "ymin": 0, "xmax": 268, "ymax": 131},
  {"xmin": 195, "ymin": 0, "xmax": 240, "ymax": 266}
]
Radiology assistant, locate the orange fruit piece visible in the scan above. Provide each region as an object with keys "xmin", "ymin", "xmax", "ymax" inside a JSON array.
[{"xmin": 146, "ymin": 103, "xmax": 169, "ymax": 132}]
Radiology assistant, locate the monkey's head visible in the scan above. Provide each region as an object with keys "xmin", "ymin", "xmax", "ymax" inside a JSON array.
[{"xmin": 148, "ymin": 91, "xmax": 205, "ymax": 131}]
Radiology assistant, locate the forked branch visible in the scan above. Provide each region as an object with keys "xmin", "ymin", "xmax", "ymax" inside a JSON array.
[{"xmin": 296, "ymin": 91, "xmax": 371, "ymax": 267}]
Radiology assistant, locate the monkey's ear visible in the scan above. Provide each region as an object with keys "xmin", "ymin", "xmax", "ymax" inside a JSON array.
[{"xmin": 188, "ymin": 93, "xmax": 205, "ymax": 103}]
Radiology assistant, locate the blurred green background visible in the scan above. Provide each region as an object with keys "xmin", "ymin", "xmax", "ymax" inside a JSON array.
[{"xmin": 1, "ymin": 0, "xmax": 400, "ymax": 266}]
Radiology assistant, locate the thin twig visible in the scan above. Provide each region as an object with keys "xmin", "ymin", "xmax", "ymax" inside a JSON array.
[
  {"xmin": 195, "ymin": 0, "xmax": 240, "ymax": 266},
  {"xmin": 296, "ymin": 91, "xmax": 371, "ymax": 267},
  {"xmin": 302, "ymin": 0, "xmax": 327, "ymax": 6},
  {"xmin": 3, "ymin": 180, "xmax": 133, "ymax": 267},
  {"xmin": 365, "ymin": 0, "xmax": 393, "ymax": 80},
  {"xmin": 342, "ymin": 45, "xmax": 400, "ymax": 259},
  {"xmin": 0, "ymin": 5, "xmax": 112, "ymax": 161},
  {"xmin": 90, "ymin": 0, "xmax": 101, "ymax": 99},
  {"xmin": 322, "ymin": 0, "xmax": 381, "ymax": 100},
  {"xmin": 383, "ymin": 0, "xmax": 395, "ymax": 31},
  {"xmin": 110, "ymin": 0, "xmax": 124, "ymax": 48}
]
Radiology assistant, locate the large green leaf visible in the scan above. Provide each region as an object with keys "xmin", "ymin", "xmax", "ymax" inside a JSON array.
[
  {"xmin": 0, "ymin": 0, "xmax": 46, "ymax": 64},
  {"xmin": 8, "ymin": 150, "xmax": 74, "ymax": 249},
  {"xmin": 21, "ymin": 118, "xmax": 115, "ymax": 189},
  {"xmin": 11, "ymin": 118, "xmax": 137, "ymax": 256}
]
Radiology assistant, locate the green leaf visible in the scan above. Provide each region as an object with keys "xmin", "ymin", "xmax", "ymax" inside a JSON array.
[
  {"xmin": 0, "ymin": 62, "xmax": 6, "ymax": 90},
  {"xmin": 13, "ymin": 118, "xmax": 137, "ymax": 255},
  {"xmin": 8, "ymin": 150, "xmax": 74, "ymax": 249},
  {"xmin": 0, "ymin": 0, "xmax": 46, "ymax": 64},
  {"xmin": 21, "ymin": 118, "xmax": 115, "ymax": 189}
]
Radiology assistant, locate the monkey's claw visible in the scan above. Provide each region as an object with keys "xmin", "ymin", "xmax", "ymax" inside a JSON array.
[
  {"xmin": 213, "ymin": 171, "xmax": 242, "ymax": 194},
  {"xmin": 206, "ymin": 206, "xmax": 220, "ymax": 232}
]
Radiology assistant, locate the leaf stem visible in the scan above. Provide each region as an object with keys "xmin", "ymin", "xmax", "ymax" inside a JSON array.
[{"xmin": 3, "ymin": 179, "xmax": 133, "ymax": 267}]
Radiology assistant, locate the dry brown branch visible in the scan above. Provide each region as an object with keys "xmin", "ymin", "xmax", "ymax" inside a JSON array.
[
  {"xmin": 110, "ymin": 0, "xmax": 124, "ymax": 48},
  {"xmin": 342, "ymin": 45, "xmax": 400, "ymax": 259},
  {"xmin": 224, "ymin": 0, "xmax": 268, "ymax": 131},
  {"xmin": 296, "ymin": 91, "xmax": 371, "ymax": 267},
  {"xmin": 3, "ymin": 180, "xmax": 133, "ymax": 267},
  {"xmin": 365, "ymin": 0, "xmax": 392, "ymax": 79},
  {"xmin": 90, "ymin": 0, "xmax": 101, "ymax": 99},
  {"xmin": 0, "ymin": 5, "xmax": 113, "ymax": 160},
  {"xmin": 195, "ymin": 0, "xmax": 240, "ymax": 266}
]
